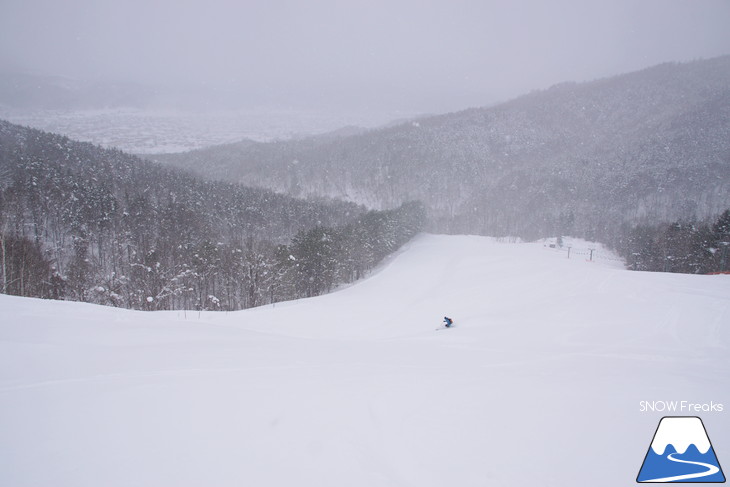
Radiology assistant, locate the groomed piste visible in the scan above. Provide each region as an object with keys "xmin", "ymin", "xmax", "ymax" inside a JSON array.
[{"xmin": 1, "ymin": 234, "xmax": 728, "ymax": 487}]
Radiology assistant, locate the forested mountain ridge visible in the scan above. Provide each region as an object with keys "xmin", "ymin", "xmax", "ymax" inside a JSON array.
[
  {"xmin": 156, "ymin": 56, "xmax": 730, "ymax": 241},
  {"xmin": 0, "ymin": 120, "xmax": 425, "ymax": 309}
]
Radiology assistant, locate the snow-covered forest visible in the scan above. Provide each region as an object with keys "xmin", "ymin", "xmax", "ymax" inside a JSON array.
[
  {"xmin": 0, "ymin": 120, "xmax": 425, "ymax": 309},
  {"xmin": 610, "ymin": 211, "xmax": 730, "ymax": 274},
  {"xmin": 3, "ymin": 1, "xmax": 730, "ymax": 485},
  {"xmin": 156, "ymin": 57, "xmax": 730, "ymax": 242},
  {"xmin": 2, "ymin": 57, "xmax": 730, "ymax": 312}
]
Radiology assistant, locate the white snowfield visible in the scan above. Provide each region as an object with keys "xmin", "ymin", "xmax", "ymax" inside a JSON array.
[{"xmin": 1, "ymin": 234, "xmax": 728, "ymax": 487}]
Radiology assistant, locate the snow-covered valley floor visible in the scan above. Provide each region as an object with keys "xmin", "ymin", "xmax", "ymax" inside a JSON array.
[
  {"xmin": 0, "ymin": 108, "xmax": 408, "ymax": 154},
  {"xmin": 1, "ymin": 234, "xmax": 728, "ymax": 486}
]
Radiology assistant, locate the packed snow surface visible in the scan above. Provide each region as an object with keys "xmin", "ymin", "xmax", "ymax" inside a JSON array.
[{"xmin": 1, "ymin": 234, "xmax": 728, "ymax": 486}]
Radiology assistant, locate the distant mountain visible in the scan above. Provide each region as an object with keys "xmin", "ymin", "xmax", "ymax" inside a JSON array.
[{"xmin": 156, "ymin": 57, "xmax": 730, "ymax": 241}]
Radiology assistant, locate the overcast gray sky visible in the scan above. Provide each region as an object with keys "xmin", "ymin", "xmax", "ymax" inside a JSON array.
[{"xmin": 1, "ymin": 0, "xmax": 729, "ymax": 113}]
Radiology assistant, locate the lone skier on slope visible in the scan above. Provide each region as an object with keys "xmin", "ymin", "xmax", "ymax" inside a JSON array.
[{"xmin": 443, "ymin": 316, "xmax": 454, "ymax": 328}]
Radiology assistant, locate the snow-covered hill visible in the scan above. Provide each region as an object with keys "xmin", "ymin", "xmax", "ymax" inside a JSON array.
[
  {"xmin": 1, "ymin": 234, "xmax": 728, "ymax": 487},
  {"xmin": 159, "ymin": 56, "xmax": 730, "ymax": 238}
]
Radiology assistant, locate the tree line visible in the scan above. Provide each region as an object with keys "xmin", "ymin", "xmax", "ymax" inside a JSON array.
[
  {"xmin": 609, "ymin": 210, "xmax": 730, "ymax": 274},
  {"xmin": 0, "ymin": 120, "xmax": 425, "ymax": 310}
]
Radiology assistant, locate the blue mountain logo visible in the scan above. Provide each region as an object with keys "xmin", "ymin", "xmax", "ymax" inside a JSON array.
[{"xmin": 637, "ymin": 416, "xmax": 725, "ymax": 483}]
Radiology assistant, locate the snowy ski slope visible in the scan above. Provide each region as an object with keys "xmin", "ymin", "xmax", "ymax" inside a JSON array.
[{"xmin": 1, "ymin": 234, "xmax": 728, "ymax": 486}]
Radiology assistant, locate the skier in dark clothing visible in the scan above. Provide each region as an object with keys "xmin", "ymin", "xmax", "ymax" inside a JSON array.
[{"xmin": 443, "ymin": 316, "xmax": 454, "ymax": 328}]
